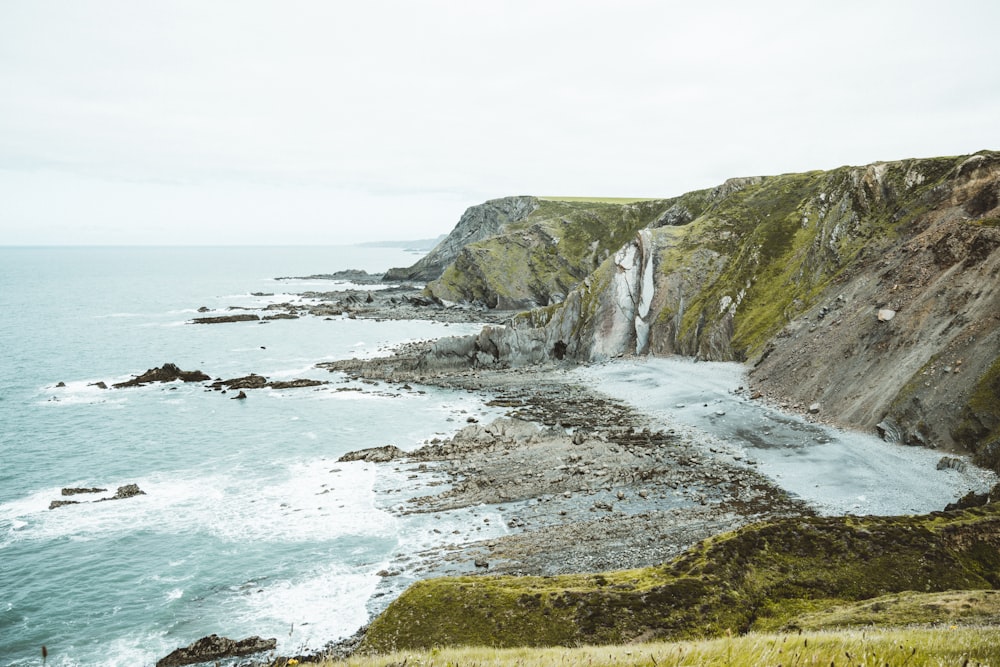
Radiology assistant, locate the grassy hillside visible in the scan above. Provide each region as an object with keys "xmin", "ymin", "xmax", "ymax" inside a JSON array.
[
  {"xmin": 317, "ymin": 625, "xmax": 999, "ymax": 666},
  {"xmin": 357, "ymin": 504, "xmax": 1000, "ymax": 653}
]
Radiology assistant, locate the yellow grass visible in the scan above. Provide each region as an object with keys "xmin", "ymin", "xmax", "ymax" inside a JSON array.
[{"xmin": 311, "ymin": 626, "xmax": 999, "ymax": 666}]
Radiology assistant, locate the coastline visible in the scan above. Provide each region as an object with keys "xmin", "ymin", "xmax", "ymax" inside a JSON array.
[{"xmin": 305, "ymin": 344, "xmax": 996, "ymax": 662}]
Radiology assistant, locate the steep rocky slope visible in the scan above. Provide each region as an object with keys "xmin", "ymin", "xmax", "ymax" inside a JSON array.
[{"xmin": 410, "ymin": 151, "xmax": 1000, "ymax": 470}]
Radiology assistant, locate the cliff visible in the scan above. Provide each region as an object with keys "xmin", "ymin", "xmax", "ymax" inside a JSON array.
[{"xmin": 410, "ymin": 151, "xmax": 1000, "ymax": 470}]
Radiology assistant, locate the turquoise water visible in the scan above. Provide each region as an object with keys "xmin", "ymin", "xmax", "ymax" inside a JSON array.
[{"xmin": 0, "ymin": 246, "xmax": 501, "ymax": 666}]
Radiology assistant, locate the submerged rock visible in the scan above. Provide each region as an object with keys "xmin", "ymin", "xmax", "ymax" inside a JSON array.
[
  {"xmin": 61, "ymin": 487, "xmax": 107, "ymax": 496},
  {"xmin": 155, "ymin": 634, "xmax": 277, "ymax": 667}
]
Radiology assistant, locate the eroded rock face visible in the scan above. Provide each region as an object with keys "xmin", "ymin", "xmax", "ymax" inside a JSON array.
[{"xmin": 155, "ymin": 634, "xmax": 277, "ymax": 667}]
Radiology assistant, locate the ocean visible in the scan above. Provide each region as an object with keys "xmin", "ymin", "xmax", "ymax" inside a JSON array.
[{"xmin": 0, "ymin": 246, "xmax": 506, "ymax": 667}]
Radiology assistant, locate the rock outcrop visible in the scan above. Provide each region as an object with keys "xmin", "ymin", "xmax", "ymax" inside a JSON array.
[
  {"xmin": 385, "ymin": 196, "xmax": 539, "ymax": 282},
  {"xmin": 397, "ymin": 151, "xmax": 1000, "ymax": 470},
  {"xmin": 155, "ymin": 634, "xmax": 276, "ymax": 667},
  {"xmin": 112, "ymin": 363, "xmax": 211, "ymax": 388},
  {"xmin": 338, "ymin": 445, "xmax": 405, "ymax": 463}
]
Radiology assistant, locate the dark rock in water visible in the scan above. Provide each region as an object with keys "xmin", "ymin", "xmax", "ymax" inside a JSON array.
[
  {"xmin": 338, "ymin": 445, "xmax": 405, "ymax": 463},
  {"xmin": 112, "ymin": 363, "xmax": 211, "ymax": 388},
  {"xmin": 263, "ymin": 313, "xmax": 299, "ymax": 320},
  {"xmin": 89, "ymin": 381, "xmax": 108, "ymax": 390},
  {"xmin": 211, "ymin": 374, "xmax": 268, "ymax": 390},
  {"xmin": 104, "ymin": 484, "xmax": 146, "ymax": 500},
  {"xmin": 197, "ymin": 306, "xmax": 210, "ymax": 312},
  {"xmin": 267, "ymin": 378, "xmax": 327, "ymax": 390},
  {"xmin": 62, "ymin": 487, "xmax": 107, "ymax": 496},
  {"xmin": 155, "ymin": 634, "xmax": 277, "ymax": 667},
  {"xmin": 55, "ymin": 381, "xmax": 66, "ymax": 388},
  {"xmin": 232, "ymin": 390, "xmax": 248, "ymax": 400},
  {"xmin": 190, "ymin": 313, "xmax": 260, "ymax": 324},
  {"xmin": 49, "ymin": 499, "xmax": 80, "ymax": 510}
]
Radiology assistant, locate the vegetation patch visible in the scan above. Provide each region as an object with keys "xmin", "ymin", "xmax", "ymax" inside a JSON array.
[
  {"xmin": 358, "ymin": 505, "xmax": 1000, "ymax": 653},
  {"xmin": 317, "ymin": 626, "xmax": 1000, "ymax": 666}
]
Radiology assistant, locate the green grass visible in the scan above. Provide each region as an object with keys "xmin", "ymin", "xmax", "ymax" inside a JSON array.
[
  {"xmin": 353, "ymin": 506, "xmax": 1000, "ymax": 654},
  {"xmin": 313, "ymin": 626, "xmax": 1000, "ymax": 666}
]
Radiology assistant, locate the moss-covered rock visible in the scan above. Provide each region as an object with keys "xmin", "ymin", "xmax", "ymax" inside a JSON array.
[{"xmin": 359, "ymin": 504, "xmax": 1000, "ymax": 653}]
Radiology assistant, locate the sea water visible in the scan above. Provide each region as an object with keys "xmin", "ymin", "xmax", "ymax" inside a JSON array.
[{"xmin": 0, "ymin": 246, "xmax": 505, "ymax": 667}]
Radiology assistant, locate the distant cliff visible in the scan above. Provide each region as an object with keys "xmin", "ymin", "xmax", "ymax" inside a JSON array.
[
  {"xmin": 403, "ymin": 151, "xmax": 1000, "ymax": 471},
  {"xmin": 384, "ymin": 196, "xmax": 539, "ymax": 282}
]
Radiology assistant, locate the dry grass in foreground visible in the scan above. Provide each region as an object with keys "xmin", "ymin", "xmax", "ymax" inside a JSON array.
[{"xmin": 309, "ymin": 626, "xmax": 999, "ymax": 666}]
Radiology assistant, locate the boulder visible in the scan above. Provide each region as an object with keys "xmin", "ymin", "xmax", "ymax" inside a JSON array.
[
  {"xmin": 49, "ymin": 500, "xmax": 80, "ymax": 510},
  {"xmin": 155, "ymin": 634, "xmax": 277, "ymax": 667}
]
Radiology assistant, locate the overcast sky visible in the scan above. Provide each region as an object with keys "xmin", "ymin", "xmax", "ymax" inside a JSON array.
[{"xmin": 2, "ymin": 1, "xmax": 998, "ymax": 245}]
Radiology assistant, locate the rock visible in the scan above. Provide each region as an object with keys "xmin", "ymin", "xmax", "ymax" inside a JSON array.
[
  {"xmin": 155, "ymin": 634, "xmax": 277, "ymax": 667},
  {"xmin": 232, "ymin": 390, "xmax": 248, "ymax": 400},
  {"xmin": 266, "ymin": 379, "xmax": 326, "ymax": 390},
  {"xmin": 112, "ymin": 363, "xmax": 211, "ymax": 388},
  {"xmin": 936, "ymin": 456, "xmax": 968, "ymax": 473},
  {"xmin": 89, "ymin": 381, "xmax": 108, "ymax": 389},
  {"xmin": 876, "ymin": 418, "xmax": 902, "ymax": 443},
  {"xmin": 945, "ymin": 489, "xmax": 989, "ymax": 511},
  {"xmin": 474, "ymin": 559, "xmax": 490, "ymax": 569},
  {"xmin": 105, "ymin": 484, "xmax": 146, "ymax": 500},
  {"xmin": 55, "ymin": 381, "xmax": 66, "ymax": 388},
  {"xmin": 49, "ymin": 500, "xmax": 80, "ymax": 510},
  {"xmin": 211, "ymin": 374, "xmax": 268, "ymax": 390},
  {"xmin": 61, "ymin": 487, "xmax": 107, "ymax": 496},
  {"xmin": 876, "ymin": 308, "xmax": 896, "ymax": 322},
  {"xmin": 338, "ymin": 445, "xmax": 405, "ymax": 463},
  {"xmin": 197, "ymin": 306, "xmax": 210, "ymax": 312},
  {"xmin": 808, "ymin": 403, "xmax": 821, "ymax": 414},
  {"xmin": 189, "ymin": 313, "xmax": 260, "ymax": 324}
]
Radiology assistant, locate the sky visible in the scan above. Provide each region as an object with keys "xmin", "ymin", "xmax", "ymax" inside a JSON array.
[{"xmin": 1, "ymin": 1, "xmax": 999, "ymax": 245}]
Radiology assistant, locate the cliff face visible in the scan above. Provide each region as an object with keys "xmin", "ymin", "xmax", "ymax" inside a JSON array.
[
  {"xmin": 414, "ymin": 151, "xmax": 1000, "ymax": 468},
  {"xmin": 384, "ymin": 196, "xmax": 539, "ymax": 282}
]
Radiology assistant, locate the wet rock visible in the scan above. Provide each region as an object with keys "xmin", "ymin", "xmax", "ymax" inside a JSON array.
[
  {"xmin": 61, "ymin": 487, "xmax": 107, "ymax": 496},
  {"xmin": 105, "ymin": 483, "xmax": 146, "ymax": 500},
  {"xmin": 89, "ymin": 381, "xmax": 108, "ymax": 389},
  {"xmin": 266, "ymin": 378, "xmax": 326, "ymax": 390},
  {"xmin": 48, "ymin": 500, "xmax": 80, "ymax": 510},
  {"xmin": 189, "ymin": 313, "xmax": 260, "ymax": 324},
  {"xmin": 232, "ymin": 390, "xmax": 248, "ymax": 400},
  {"xmin": 338, "ymin": 445, "xmax": 405, "ymax": 463},
  {"xmin": 211, "ymin": 374, "xmax": 268, "ymax": 390},
  {"xmin": 155, "ymin": 634, "xmax": 277, "ymax": 667},
  {"xmin": 112, "ymin": 363, "xmax": 211, "ymax": 388},
  {"xmin": 55, "ymin": 381, "xmax": 66, "ymax": 388}
]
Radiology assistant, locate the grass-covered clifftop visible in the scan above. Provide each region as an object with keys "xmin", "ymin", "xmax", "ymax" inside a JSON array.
[{"xmin": 357, "ymin": 504, "xmax": 1000, "ymax": 653}]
